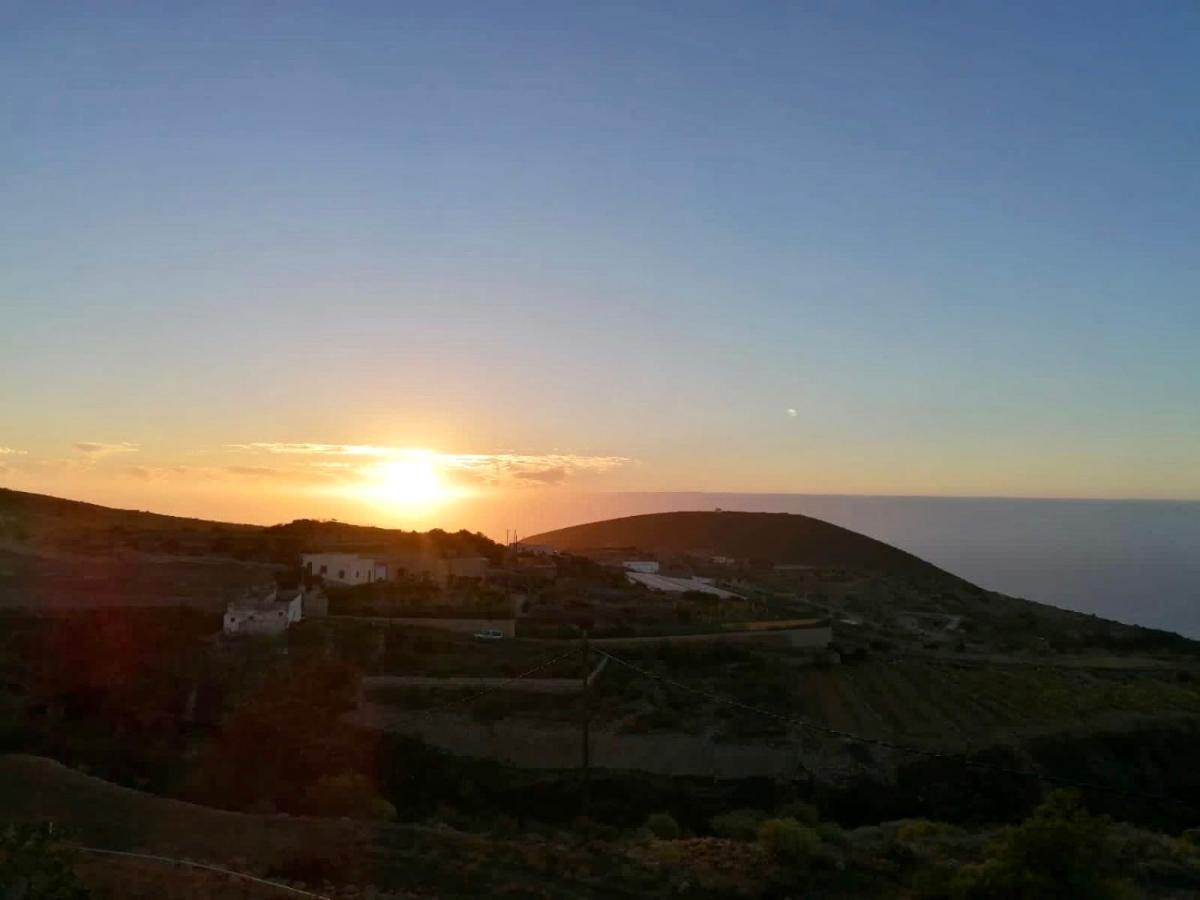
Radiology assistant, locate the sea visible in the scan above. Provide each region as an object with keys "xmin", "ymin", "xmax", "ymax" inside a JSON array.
[{"xmin": 492, "ymin": 493, "xmax": 1200, "ymax": 640}]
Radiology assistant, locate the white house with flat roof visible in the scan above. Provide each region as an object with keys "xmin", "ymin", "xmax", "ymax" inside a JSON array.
[
  {"xmin": 301, "ymin": 553, "xmax": 386, "ymax": 586},
  {"xmin": 302, "ymin": 551, "xmax": 489, "ymax": 588},
  {"xmin": 223, "ymin": 585, "xmax": 324, "ymax": 636}
]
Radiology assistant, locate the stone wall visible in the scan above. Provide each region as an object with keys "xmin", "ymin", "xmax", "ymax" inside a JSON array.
[{"xmin": 327, "ymin": 615, "xmax": 516, "ymax": 638}]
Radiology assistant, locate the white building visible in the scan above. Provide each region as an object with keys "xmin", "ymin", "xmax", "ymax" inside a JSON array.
[
  {"xmin": 302, "ymin": 551, "xmax": 489, "ymax": 587},
  {"xmin": 301, "ymin": 553, "xmax": 386, "ymax": 586},
  {"xmin": 223, "ymin": 585, "xmax": 325, "ymax": 636},
  {"xmin": 622, "ymin": 560, "xmax": 660, "ymax": 574}
]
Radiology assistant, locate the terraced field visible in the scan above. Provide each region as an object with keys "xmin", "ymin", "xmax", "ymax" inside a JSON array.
[
  {"xmin": 791, "ymin": 658, "xmax": 1200, "ymax": 742},
  {"xmin": 359, "ymin": 639, "xmax": 1200, "ymax": 770},
  {"xmin": 592, "ymin": 645, "xmax": 1200, "ymax": 748}
]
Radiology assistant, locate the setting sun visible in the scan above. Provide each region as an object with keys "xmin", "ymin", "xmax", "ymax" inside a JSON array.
[{"xmin": 367, "ymin": 453, "xmax": 453, "ymax": 509}]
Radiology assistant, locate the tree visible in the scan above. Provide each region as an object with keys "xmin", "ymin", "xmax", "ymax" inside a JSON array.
[
  {"xmin": 0, "ymin": 823, "xmax": 90, "ymax": 899},
  {"xmin": 187, "ymin": 658, "xmax": 373, "ymax": 813},
  {"xmin": 644, "ymin": 813, "xmax": 681, "ymax": 840}
]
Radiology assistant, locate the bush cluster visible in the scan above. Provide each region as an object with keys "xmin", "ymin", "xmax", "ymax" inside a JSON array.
[
  {"xmin": 644, "ymin": 812, "xmax": 681, "ymax": 840},
  {"xmin": 757, "ymin": 818, "xmax": 820, "ymax": 865}
]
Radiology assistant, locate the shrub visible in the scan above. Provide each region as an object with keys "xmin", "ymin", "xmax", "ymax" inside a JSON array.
[
  {"xmin": 0, "ymin": 823, "xmax": 90, "ymax": 900},
  {"xmin": 776, "ymin": 800, "xmax": 820, "ymax": 825},
  {"xmin": 710, "ymin": 808, "xmax": 767, "ymax": 841},
  {"xmin": 645, "ymin": 812, "xmax": 681, "ymax": 840},
  {"xmin": 895, "ymin": 818, "xmax": 964, "ymax": 845},
  {"xmin": 953, "ymin": 790, "xmax": 1134, "ymax": 900},
  {"xmin": 758, "ymin": 818, "xmax": 819, "ymax": 866},
  {"xmin": 816, "ymin": 820, "xmax": 849, "ymax": 847},
  {"xmin": 910, "ymin": 862, "xmax": 961, "ymax": 900},
  {"xmin": 572, "ymin": 817, "xmax": 620, "ymax": 841}
]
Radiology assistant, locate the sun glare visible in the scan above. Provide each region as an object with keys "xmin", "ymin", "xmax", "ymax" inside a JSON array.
[{"xmin": 367, "ymin": 453, "xmax": 454, "ymax": 509}]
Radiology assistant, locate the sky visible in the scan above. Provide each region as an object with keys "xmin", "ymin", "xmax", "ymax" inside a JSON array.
[{"xmin": 2, "ymin": 1, "xmax": 1199, "ymax": 530}]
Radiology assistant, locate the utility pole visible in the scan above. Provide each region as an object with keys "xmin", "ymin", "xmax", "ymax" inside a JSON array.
[{"xmin": 580, "ymin": 627, "xmax": 591, "ymax": 817}]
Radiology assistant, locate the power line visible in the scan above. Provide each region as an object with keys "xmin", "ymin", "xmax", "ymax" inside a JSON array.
[
  {"xmin": 73, "ymin": 846, "xmax": 331, "ymax": 899},
  {"xmin": 597, "ymin": 648, "xmax": 1199, "ymax": 812}
]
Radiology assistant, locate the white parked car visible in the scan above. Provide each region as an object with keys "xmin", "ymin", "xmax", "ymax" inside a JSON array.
[{"xmin": 473, "ymin": 629, "xmax": 505, "ymax": 640}]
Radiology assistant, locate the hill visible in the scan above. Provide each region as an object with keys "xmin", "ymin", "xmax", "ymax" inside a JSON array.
[
  {"xmin": 527, "ymin": 510, "xmax": 956, "ymax": 578},
  {"xmin": 528, "ymin": 510, "xmax": 1200, "ymax": 658},
  {"xmin": 0, "ymin": 488, "xmax": 500, "ymax": 612},
  {"xmin": 0, "ymin": 487, "xmax": 497, "ymax": 561},
  {"xmin": 0, "ymin": 488, "xmax": 258, "ymax": 546}
]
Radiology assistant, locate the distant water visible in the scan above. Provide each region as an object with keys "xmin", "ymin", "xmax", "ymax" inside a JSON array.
[{"xmin": 503, "ymin": 493, "xmax": 1200, "ymax": 639}]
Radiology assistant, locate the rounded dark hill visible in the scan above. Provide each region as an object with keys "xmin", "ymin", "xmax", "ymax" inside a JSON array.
[{"xmin": 527, "ymin": 510, "xmax": 960, "ymax": 580}]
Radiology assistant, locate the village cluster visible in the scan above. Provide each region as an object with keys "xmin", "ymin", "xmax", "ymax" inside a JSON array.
[{"xmin": 222, "ymin": 542, "xmax": 835, "ymax": 650}]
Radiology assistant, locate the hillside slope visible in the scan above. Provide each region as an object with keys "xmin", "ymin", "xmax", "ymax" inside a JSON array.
[
  {"xmin": 528, "ymin": 510, "xmax": 953, "ymax": 578},
  {"xmin": 0, "ymin": 755, "xmax": 716, "ymax": 899},
  {"xmin": 528, "ymin": 511, "xmax": 1200, "ymax": 656},
  {"xmin": 0, "ymin": 488, "xmax": 500, "ymax": 611},
  {"xmin": 0, "ymin": 754, "xmax": 366, "ymax": 862},
  {"xmin": 0, "ymin": 487, "xmax": 497, "ymax": 560},
  {"xmin": 0, "ymin": 488, "xmax": 258, "ymax": 545}
]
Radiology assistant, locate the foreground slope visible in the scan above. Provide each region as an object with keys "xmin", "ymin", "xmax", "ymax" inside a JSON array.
[
  {"xmin": 0, "ymin": 753, "xmax": 365, "ymax": 863},
  {"xmin": 6, "ymin": 754, "xmax": 1199, "ymax": 899},
  {"xmin": 0, "ymin": 754, "xmax": 734, "ymax": 898}
]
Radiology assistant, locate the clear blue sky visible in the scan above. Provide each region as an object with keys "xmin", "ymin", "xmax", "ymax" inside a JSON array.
[{"xmin": 2, "ymin": 1, "xmax": 1199, "ymax": 519}]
